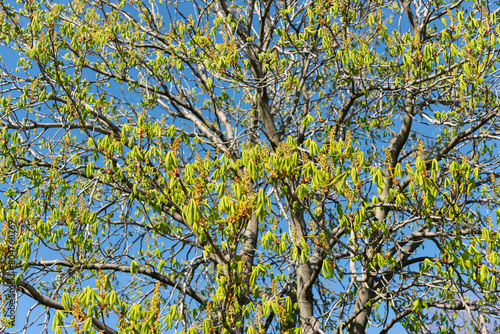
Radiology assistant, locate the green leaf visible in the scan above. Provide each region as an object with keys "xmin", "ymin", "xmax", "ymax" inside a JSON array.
[
  {"xmin": 52, "ymin": 310, "xmax": 64, "ymax": 329},
  {"xmin": 394, "ymin": 163, "xmax": 403, "ymax": 177},
  {"xmin": 302, "ymin": 114, "xmax": 314, "ymax": 127},
  {"xmin": 202, "ymin": 319, "xmax": 211, "ymax": 334},
  {"xmin": 62, "ymin": 292, "xmax": 71, "ymax": 311},
  {"xmin": 83, "ymin": 317, "xmax": 93, "ymax": 331},
  {"xmin": 480, "ymin": 264, "xmax": 489, "ymax": 283},
  {"xmin": 130, "ymin": 260, "xmax": 139, "ymax": 275},
  {"xmin": 249, "ymin": 267, "xmax": 258, "ymax": 286}
]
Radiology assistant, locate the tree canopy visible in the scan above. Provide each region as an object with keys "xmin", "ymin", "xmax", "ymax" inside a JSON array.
[{"xmin": 0, "ymin": 0, "xmax": 500, "ymax": 333}]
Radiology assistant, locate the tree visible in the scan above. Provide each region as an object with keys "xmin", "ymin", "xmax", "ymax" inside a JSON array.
[{"xmin": 0, "ymin": 0, "xmax": 499, "ymax": 333}]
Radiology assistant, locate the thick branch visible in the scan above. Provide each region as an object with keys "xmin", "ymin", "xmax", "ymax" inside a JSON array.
[
  {"xmin": 11, "ymin": 279, "xmax": 118, "ymax": 334},
  {"xmin": 23, "ymin": 260, "xmax": 208, "ymax": 306}
]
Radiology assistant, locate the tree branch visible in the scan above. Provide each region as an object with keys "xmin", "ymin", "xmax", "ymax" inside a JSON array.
[
  {"xmin": 10, "ymin": 279, "xmax": 118, "ymax": 334},
  {"xmin": 23, "ymin": 260, "xmax": 208, "ymax": 306}
]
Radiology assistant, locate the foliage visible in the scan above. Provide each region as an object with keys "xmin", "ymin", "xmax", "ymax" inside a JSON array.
[{"xmin": 0, "ymin": 0, "xmax": 500, "ymax": 333}]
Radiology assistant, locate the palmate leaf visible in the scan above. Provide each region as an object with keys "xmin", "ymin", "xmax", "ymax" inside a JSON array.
[{"xmin": 0, "ymin": 0, "xmax": 499, "ymax": 334}]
